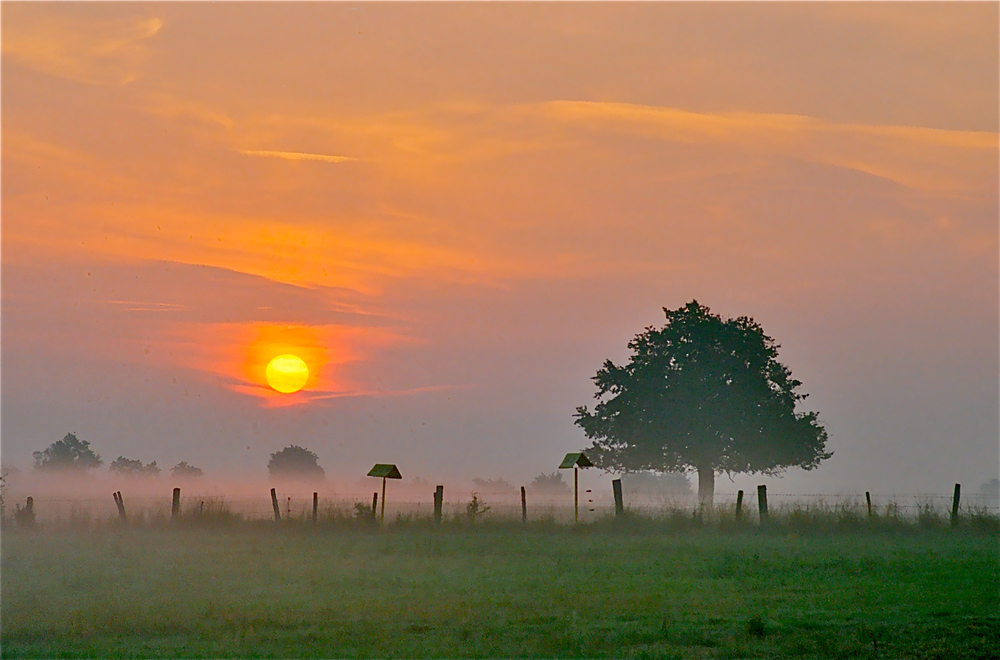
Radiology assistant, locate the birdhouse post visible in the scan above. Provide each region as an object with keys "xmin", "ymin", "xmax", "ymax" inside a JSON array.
[
  {"xmin": 559, "ymin": 452, "xmax": 594, "ymax": 523},
  {"xmin": 367, "ymin": 464, "xmax": 402, "ymax": 525}
]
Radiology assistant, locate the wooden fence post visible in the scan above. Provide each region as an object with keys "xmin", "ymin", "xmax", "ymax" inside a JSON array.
[
  {"xmin": 612, "ymin": 479, "xmax": 624, "ymax": 517},
  {"xmin": 520, "ymin": 486, "xmax": 527, "ymax": 523},
  {"xmin": 379, "ymin": 477, "xmax": 387, "ymax": 525},
  {"xmin": 865, "ymin": 491, "xmax": 873, "ymax": 519},
  {"xmin": 757, "ymin": 485, "xmax": 768, "ymax": 526},
  {"xmin": 270, "ymin": 488, "xmax": 281, "ymax": 522},
  {"xmin": 172, "ymin": 488, "xmax": 181, "ymax": 519},
  {"xmin": 433, "ymin": 485, "xmax": 444, "ymax": 523},
  {"xmin": 951, "ymin": 484, "xmax": 961, "ymax": 527},
  {"xmin": 113, "ymin": 491, "xmax": 127, "ymax": 521},
  {"xmin": 372, "ymin": 492, "xmax": 378, "ymax": 522},
  {"xmin": 735, "ymin": 490, "xmax": 744, "ymax": 520},
  {"xmin": 573, "ymin": 467, "xmax": 579, "ymax": 524},
  {"xmin": 313, "ymin": 492, "xmax": 318, "ymax": 523}
]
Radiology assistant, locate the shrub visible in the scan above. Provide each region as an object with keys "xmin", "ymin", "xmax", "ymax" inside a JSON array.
[
  {"xmin": 466, "ymin": 494, "xmax": 490, "ymax": 521},
  {"xmin": 917, "ymin": 502, "xmax": 945, "ymax": 530},
  {"xmin": 354, "ymin": 501, "xmax": 375, "ymax": 521},
  {"xmin": 14, "ymin": 497, "xmax": 36, "ymax": 528}
]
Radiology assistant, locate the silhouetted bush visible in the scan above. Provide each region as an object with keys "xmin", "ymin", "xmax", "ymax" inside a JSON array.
[
  {"xmin": 14, "ymin": 498, "xmax": 36, "ymax": 528},
  {"xmin": 465, "ymin": 494, "xmax": 490, "ymax": 521}
]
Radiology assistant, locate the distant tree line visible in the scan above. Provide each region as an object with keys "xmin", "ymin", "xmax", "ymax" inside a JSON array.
[
  {"xmin": 23, "ymin": 434, "xmax": 331, "ymax": 484},
  {"xmin": 12, "ymin": 432, "xmax": 1000, "ymax": 504},
  {"xmin": 19, "ymin": 435, "xmax": 689, "ymax": 495},
  {"xmin": 23, "ymin": 434, "xmax": 336, "ymax": 484},
  {"xmin": 29, "ymin": 433, "xmax": 204, "ymax": 480}
]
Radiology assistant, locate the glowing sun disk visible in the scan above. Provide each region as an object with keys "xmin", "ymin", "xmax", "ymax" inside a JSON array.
[{"xmin": 265, "ymin": 354, "xmax": 309, "ymax": 393}]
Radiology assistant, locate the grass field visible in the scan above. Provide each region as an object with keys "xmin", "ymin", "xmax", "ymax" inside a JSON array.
[{"xmin": 2, "ymin": 520, "xmax": 997, "ymax": 659}]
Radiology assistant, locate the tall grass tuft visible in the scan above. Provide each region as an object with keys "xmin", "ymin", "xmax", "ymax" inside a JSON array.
[
  {"xmin": 916, "ymin": 501, "xmax": 947, "ymax": 531},
  {"xmin": 174, "ymin": 497, "xmax": 244, "ymax": 528},
  {"xmin": 965, "ymin": 505, "xmax": 1000, "ymax": 535}
]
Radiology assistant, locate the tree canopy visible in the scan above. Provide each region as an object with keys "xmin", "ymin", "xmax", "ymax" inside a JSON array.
[
  {"xmin": 575, "ymin": 301, "xmax": 831, "ymax": 507},
  {"xmin": 267, "ymin": 445, "xmax": 325, "ymax": 481},
  {"xmin": 109, "ymin": 456, "xmax": 160, "ymax": 478},
  {"xmin": 170, "ymin": 461, "xmax": 204, "ymax": 479},
  {"xmin": 32, "ymin": 433, "xmax": 103, "ymax": 472}
]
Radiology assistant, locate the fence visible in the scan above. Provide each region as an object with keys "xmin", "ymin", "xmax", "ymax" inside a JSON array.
[{"xmin": 4, "ymin": 484, "xmax": 997, "ymax": 526}]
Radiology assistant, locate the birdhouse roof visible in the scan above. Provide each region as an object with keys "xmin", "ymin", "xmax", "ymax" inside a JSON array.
[
  {"xmin": 367, "ymin": 464, "xmax": 402, "ymax": 479},
  {"xmin": 558, "ymin": 452, "xmax": 594, "ymax": 469}
]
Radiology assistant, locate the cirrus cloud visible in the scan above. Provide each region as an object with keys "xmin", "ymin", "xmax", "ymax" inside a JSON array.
[
  {"xmin": 1, "ymin": 6, "xmax": 162, "ymax": 85},
  {"xmin": 233, "ymin": 149, "xmax": 360, "ymax": 164}
]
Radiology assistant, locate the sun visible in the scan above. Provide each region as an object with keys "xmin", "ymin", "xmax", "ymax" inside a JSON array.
[{"xmin": 265, "ymin": 354, "xmax": 310, "ymax": 394}]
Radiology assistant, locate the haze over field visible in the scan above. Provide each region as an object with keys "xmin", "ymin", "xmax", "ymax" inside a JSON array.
[{"xmin": 2, "ymin": 3, "xmax": 997, "ymax": 496}]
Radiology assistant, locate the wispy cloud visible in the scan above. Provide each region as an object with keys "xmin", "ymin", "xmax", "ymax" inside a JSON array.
[
  {"xmin": 249, "ymin": 383, "xmax": 480, "ymax": 409},
  {"xmin": 1, "ymin": 7, "xmax": 162, "ymax": 85},
  {"xmin": 138, "ymin": 321, "xmax": 420, "ymax": 407},
  {"xmin": 223, "ymin": 101, "xmax": 995, "ymax": 198},
  {"xmin": 233, "ymin": 149, "xmax": 359, "ymax": 164},
  {"xmin": 102, "ymin": 300, "xmax": 186, "ymax": 313},
  {"xmin": 146, "ymin": 94, "xmax": 235, "ymax": 132},
  {"xmin": 303, "ymin": 383, "xmax": 479, "ymax": 402},
  {"xmin": 534, "ymin": 100, "xmax": 998, "ymax": 197}
]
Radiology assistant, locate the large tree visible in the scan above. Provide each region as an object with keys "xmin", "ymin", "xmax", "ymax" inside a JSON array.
[
  {"xmin": 33, "ymin": 433, "xmax": 103, "ymax": 472},
  {"xmin": 267, "ymin": 445, "xmax": 325, "ymax": 482},
  {"xmin": 575, "ymin": 301, "xmax": 831, "ymax": 508}
]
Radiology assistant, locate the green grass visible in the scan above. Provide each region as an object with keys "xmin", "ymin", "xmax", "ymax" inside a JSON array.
[{"xmin": 2, "ymin": 525, "xmax": 997, "ymax": 658}]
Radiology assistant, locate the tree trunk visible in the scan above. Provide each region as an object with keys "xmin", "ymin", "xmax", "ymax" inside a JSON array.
[{"xmin": 697, "ymin": 466, "xmax": 715, "ymax": 511}]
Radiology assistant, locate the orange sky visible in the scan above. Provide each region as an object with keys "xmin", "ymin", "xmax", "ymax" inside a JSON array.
[{"xmin": 2, "ymin": 3, "xmax": 997, "ymax": 494}]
